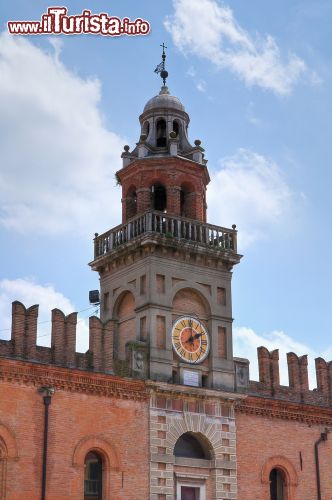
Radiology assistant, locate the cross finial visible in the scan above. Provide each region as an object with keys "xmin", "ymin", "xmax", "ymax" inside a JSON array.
[
  {"xmin": 154, "ymin": 43, "xmax": 169, "ymax": 86},
  {"xmin": 160, "ymin": 43, "xmax": 167, "ymax": 59}
]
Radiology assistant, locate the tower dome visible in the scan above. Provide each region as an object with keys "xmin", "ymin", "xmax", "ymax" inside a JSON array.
[
  {"xmin": 120, "ymin": 46, "xmax": 206, "ymax": 166},
  {"xmin": 137, "ymin": 84, "xmax": 192, "ymax": 155},
  {"xmin": 143, "ymin": 86, "xmax": 186, "ymax": 113}
]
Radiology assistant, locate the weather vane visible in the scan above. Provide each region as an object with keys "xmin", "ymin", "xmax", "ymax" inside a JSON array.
[{"xmin": 154, "ymin": 43, "xmax": 168, "ymax": 86}]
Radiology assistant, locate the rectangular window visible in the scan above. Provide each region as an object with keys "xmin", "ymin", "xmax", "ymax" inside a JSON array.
[
  {"xmin": 218, "ymin": 326, "xmax": 227, "ymax": 358},
  {"xmin": 103, "ymin": 292, "xmax": 109, "ymax": 312},
  {"xmin": 156, "ymin": 274, "xmax": 165, "ymax": 293},
  {"xmin": 156, "ymin": 315, "xmax": 166, "ymax": 349},
  {"xmin": 140, "ymin": 316, "xmax": 147, "ymax": 341},
  {"xmin": 217, "ymin": 287, "xmax": 226, "ymax": 305},
  {"xmin": 140, "ymin": 274, "xmax": 146, "ymax": 295}
]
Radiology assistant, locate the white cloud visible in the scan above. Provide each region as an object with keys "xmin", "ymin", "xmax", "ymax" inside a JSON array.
[
  {"xmin": 0, "ymin": 278, "xmax": 90, "ymax": 352},
  {"xmin": 208, "ymin": 149, "xmax": 292, "ymax": 248},
  {"xmin": 165, "ymin": 0, "xmax": 308, "ymax": 95},
  {"xmin": 234, "ymin": 326, "xmax": 319, "ymax": 388},
  {"xmin": 0, "ymin": 33, "xmax": 124, "ymax": 236},
  {"xmin": 196, "ymin": 79, "xmax": 207, "ymax": 92}
]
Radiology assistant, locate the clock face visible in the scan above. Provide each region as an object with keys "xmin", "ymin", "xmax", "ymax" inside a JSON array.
[{"xmin": 172, "ymin": 316, "xmax": 209, "ymax": 364}]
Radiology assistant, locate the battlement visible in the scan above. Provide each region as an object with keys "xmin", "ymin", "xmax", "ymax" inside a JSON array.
[
  {"xmin": 243, "ymin": 346, "xmax": 332, "ymax": 407},
  {"xmin": 1, "ymin": 304, "xmax": 332, "ymax": 408},
  {"xmin": 0, "ymin": 301, "xmax": 114, "ymax": 373}
]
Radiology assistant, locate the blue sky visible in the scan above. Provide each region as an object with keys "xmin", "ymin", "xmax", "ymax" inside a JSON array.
[{"xmin": 0, "ymin": 0, "xmax": 331, "ymax": 386}]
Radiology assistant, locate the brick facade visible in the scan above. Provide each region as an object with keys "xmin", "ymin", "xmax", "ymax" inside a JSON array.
[
  {"xmin": 1, "ymin": 302, "xmax": 332, "ymax": 498},
  {"xmin": 236, "ymin": 399, "xmax": 332, "ymax": 500},
  {"xmin": 117, "ymin": 157, "xmax": 209, "ymax": 223},
  {"xmin": 0, "ymin": 358, "xmax": 149, "ymax": 500}
]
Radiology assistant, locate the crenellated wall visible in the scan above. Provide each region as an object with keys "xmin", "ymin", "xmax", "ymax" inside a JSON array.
[
  {"xmin": 2, "ymin": 304, "xmax": 332, "ymax": 409},
  {"xmin": 244, "ymin": 345, "xmax": 332, "ymax": 407},
  {"xmin": 0, "ymin": 301, "xmax": 115, "ymax": 373}
]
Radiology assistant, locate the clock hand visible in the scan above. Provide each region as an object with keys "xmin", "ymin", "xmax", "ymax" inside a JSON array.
[
  {"xmin": 188, "ymin": 318, "xmax": 194, "ymax": 342},
  {"xmin": 192, "ymin": 332, "xmax": 203, "ymax": 340}
]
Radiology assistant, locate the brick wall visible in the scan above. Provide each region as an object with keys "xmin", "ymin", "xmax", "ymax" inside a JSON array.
[
  {"xmin": 172, "ymin": 288, "xmax": 209, "ymax": 319},
  {"xmin": 0, "ymin": 360, "xmax": 149, "ymax": 500},
  {"xmin": 117, "ymin": 157, "xmax": 209, "ymax": 223},
  {"xmin": 236, "ymin": 410, "xmax": 332, "ymax": 500}
]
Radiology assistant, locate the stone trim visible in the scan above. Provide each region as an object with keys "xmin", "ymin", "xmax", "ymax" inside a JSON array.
[{"xmin": 149, "ymin": 390, "xmax": 238, "ymax": 500}]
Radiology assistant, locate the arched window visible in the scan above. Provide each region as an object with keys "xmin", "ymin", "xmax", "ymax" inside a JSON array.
[
  {"xmin": 270, "ymin": 468, "xmax": 285, "ymax": 500},
  {"xmin": 156, "ymin": 119, "xmax": 167, "ymax": 147},
  {"xmin": 174, "ymin": 432, "xmax": 209, "ymax": 460},
  {"xmin": 84, "ymin": 451, "xmax": 103, "ymax": 500},
  {"xmin": 151, "ymin": 184, "xmax": 167, "ymax": 212},
  {"xmin": 173, "ymin": 120, "xmax": 179, "ymax": 137}
]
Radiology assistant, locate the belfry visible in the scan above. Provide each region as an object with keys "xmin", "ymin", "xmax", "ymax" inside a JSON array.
[{"xmin": 90, "ymin": 48, "xmax": 243, "ymax": 394}]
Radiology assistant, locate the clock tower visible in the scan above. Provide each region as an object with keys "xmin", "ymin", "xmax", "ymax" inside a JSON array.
[{"xmin": 89, "ymin": 58, "xmax": 242, "ymax": 393}]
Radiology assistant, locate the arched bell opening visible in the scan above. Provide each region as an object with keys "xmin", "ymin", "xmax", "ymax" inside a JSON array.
[
  {"xmin": 156, "ymin": 118, "xmax": 167, "ymax": 147},
  {"xmin": 151, "ymin": 183, "xmax": 167, "ymax": 212},
  {"xmin": 172, "ymin": 120, "xmax": 180, "ymax": 137}
]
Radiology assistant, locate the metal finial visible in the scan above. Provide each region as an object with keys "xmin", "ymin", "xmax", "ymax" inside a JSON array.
[{"xmin": 154, "ymin": 43, "xmax": 168, "ymax": 86}]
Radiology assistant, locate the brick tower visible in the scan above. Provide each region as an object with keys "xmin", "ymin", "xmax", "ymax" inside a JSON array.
[{"xmin": 90, "ymin": 58, "xmax": 242, "ymax": 393}]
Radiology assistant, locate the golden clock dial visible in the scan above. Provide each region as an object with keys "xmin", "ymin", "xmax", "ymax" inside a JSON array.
[{"xmin": 172, "ymin": 316, "xmax": 209, "ymax": 364}]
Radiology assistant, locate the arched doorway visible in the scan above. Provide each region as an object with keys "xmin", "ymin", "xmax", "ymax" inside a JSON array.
[
  {"xmin": 174, "ymin": 432, "xmax": 211, "ymax": 500},
  {"xmin": 84, "ymin": 451, "xmax": 103, "ymax": 500}
]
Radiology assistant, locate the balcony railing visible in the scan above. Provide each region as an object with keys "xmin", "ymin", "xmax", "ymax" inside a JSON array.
[{"xmin": 93, "ymin": 211, "xmax": 237, "ymax": 259}]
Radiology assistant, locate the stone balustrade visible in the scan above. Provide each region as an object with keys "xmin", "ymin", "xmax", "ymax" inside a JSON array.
[{"xmin": 94, "ymin": 210, "xmax": 238, "ymax": 258}]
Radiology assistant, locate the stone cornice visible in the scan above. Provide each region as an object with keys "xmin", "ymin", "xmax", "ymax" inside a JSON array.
[
  {"xmin": 116, "ymin": 155, "xmax": 210, "ymax": 186},
  {"xmin": 146, "ymin": 380, "xmax": 246, "ymax": 403},
  {"xmin": 0, "ymin": 358, "xmax": 148, "ymax": 401},
  {"xmin": 236, "ymin": 395, "xmax": 332, "ymax": 425},
  {"xmin": 91, "ymin": 234, "xmax": 241, "ymax": 274}
]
